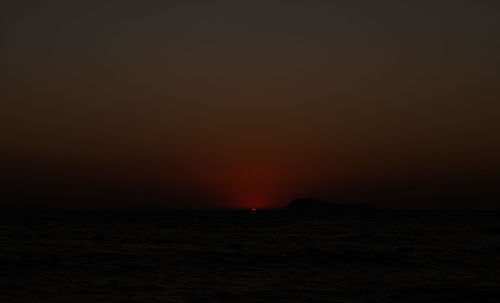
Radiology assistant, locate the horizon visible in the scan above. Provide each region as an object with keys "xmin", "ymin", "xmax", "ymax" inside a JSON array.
[{"xmin": 1, "ymin": 0, "xmax": 499, "ymax": 210}]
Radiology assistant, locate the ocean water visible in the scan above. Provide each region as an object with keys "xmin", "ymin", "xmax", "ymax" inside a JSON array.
[{"xmin": 1, "ymin": 210, "xmax": 500, "ymax": 302}]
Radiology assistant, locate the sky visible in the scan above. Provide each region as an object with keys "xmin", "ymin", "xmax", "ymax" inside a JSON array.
[{"xmin": 1, "ymin": 0, "xmax": 499, "ymax": 209}]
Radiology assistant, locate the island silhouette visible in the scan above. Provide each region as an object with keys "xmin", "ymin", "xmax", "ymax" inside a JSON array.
[{"xmin": 284, "ymin": 197, "xmax": 378, "ymax": 217}]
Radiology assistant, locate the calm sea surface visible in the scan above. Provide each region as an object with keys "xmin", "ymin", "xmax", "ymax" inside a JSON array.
[{"xmin": 1, "ymin": 210, "xmax": 500, "ymax": 302}]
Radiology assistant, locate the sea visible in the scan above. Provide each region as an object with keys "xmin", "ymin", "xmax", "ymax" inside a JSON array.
[{"xmin": 1, "ymin": 210, "xmax": 500, "ymax": 302}]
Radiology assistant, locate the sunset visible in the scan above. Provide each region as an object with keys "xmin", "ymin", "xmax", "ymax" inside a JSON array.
[
  {"xmin": 2, "ymin": 0, "xmax": 499, "ymax": 210},
  {"xmin": 1, "ymin": 1, "xmax": 500, "ymax": 302}
]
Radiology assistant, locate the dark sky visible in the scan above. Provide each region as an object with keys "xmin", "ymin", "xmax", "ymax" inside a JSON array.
[{"xmin": 1, "ymin": 0, "xmax": 499, "ymax": 209}]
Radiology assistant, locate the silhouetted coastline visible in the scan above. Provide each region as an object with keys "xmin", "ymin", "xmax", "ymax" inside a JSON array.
[{"xmin": 284, "ymin": 197, "xmax": 379, "ymax": 218}]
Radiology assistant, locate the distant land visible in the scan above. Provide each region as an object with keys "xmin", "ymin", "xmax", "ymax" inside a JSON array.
[{"xmin": 284, "ymin": 197, "xmax": 378, "ymax": 217}]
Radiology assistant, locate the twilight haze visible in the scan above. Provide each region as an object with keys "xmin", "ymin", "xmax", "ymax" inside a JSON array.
[{"xmin": 1, "ymin": 0, "xmax": 499, "ymax": 209}]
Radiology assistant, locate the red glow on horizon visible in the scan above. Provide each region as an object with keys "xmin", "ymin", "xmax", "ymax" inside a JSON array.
[{"xmin": 190, "ymin": 157, "xmax": 322, "ymax": 209}]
